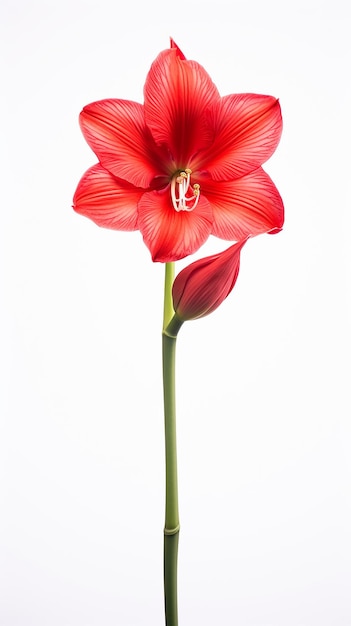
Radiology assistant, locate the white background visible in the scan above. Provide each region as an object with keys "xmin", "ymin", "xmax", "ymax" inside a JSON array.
[{"xmin": 1, "ymin": 1, "xmax": 350, "ymax": 624}]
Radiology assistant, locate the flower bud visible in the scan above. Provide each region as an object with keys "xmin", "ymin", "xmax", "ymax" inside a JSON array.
[{"xmin": 172, "ymin": 240, "xmax": 246, "ymax": 321}]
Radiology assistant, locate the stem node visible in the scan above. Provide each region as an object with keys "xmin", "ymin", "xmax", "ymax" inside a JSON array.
[{"xmin": 164, "ymin": 525, "xmax": 180, "ymax": 536}]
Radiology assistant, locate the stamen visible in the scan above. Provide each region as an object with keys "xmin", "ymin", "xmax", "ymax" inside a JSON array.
[{"xmin": 170, "ymin": 170, "xmax": 201, "ymax": 212}]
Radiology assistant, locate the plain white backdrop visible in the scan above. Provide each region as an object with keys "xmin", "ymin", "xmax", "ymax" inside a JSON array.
[{"xmin": 1, "ymin": 1, "xmax": 350, "ymax": 624}]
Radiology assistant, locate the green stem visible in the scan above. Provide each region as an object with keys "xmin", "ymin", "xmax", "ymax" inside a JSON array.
[
  {"xmin": 162, "ymin": 329, "xmax": 180, "ymax": 534},
  {"xmin": 163, "ymin": 262, "xmax": 175, "ymax": 331},
  {"xmin": 164, "ymin": 533, "xmax": 179, "ymax": 626},
  {"xmin": 162, "ymin": 263, "xmax": 183, "ymax": 626}
]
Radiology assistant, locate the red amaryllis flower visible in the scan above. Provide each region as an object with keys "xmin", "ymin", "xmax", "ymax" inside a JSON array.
[
  {"xmin": 73, "ymin": 40, "xmax": 284, "ymax": 262},
  {"xmin": 172, "ymin": 240, "xmax": 246, "ymax": 321}
]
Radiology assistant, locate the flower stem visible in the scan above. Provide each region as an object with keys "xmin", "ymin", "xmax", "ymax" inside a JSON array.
[
  {"xmin": 163, "ymin": 262, "xmax": 175, "ymax": 331},
  {"xmin": 162, "ymin": 263, "xmax": 183, "ymax": 626},
  {"xmin": 162, "ymin": 328, "xmax": 180, "ymax": 535},
  {"xmin": 164, "ymin": 532, "xmax": 179, "ymax": 626}
]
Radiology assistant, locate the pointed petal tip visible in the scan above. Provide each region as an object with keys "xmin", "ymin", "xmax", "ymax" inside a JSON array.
[
  {"xmin": 169, "ymin": 38, "xmax": 186, "ymax": 58},
  {"xmin": 268, "ymin": 226, "xmax": 283, "ymax": 235}
]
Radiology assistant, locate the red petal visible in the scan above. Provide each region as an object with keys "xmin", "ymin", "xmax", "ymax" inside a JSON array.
[
  {"xmin": 194, "ymin": 94, "xmax": 282, "ymax": 180},
  {"xmin": 144, "ymin": 49, "xmax": 220, "ymax": 166},
  {"xmin": 170, "ymin": 38, "xmax": 186, "ymax": 59},
  {"xmin": 172, "ymin": 240, "xmax": 246, "ymax": 321},
  {"xmin": 200, "ymin": 168, "xmax": 284, "ymax": 240},
  {"xmin": 79, "ymin": 99, "xmax": 163, "ymax": 188},
  {"xmin": 73, "ymin": 163, "xmax": 141, "ymax": 230},
  {"xmin": 137, "ymin": 188, "xmax": 213, "ymax": 262}
]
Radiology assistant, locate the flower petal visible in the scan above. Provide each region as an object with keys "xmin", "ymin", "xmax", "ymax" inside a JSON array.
[
  {"xmin": 200, "ymin": 168, "xmax": 284, "ymax": 240},
  {"xmin": 79, "ymin": 99, "xmax": 164, "ymax": 188},
  {"xmin": 194, "ymin": 94, "xmax": 282, "ymax": 180},
  {"xmin": 170, "ymin": 38, "xmax": 186, "ymax": 59},
  {"xmin": 144, "ymin": 48, "xmax": 220, "ymax": 166},
  {"xmin": 137, "ymin": 188, "xmax": 213, "ymax": 262},
  {"xmin": 73, "ymin": 163, "xmax": 141, "ymax": 230},
  {"xmin": 172, "ymin": 240, "xmax": 246, "ymax": 321}
]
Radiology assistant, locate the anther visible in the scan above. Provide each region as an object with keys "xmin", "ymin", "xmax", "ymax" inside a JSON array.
[{"xmin": 170, "ymin": 170, "xmax": 201, "ymax": 212}]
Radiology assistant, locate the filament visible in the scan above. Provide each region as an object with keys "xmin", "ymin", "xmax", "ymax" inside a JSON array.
[{"xmin": 170, "ymin": 170, "xmax": 200, "ymax": 212}]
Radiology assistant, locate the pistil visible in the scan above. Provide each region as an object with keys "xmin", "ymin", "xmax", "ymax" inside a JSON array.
[{"xmin": 170, "ymin": 169, "xmax": 200, "ymax": 212}]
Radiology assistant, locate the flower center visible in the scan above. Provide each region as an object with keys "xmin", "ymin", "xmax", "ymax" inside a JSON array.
[{"xmin": 170, "ymin": 169, "xmax": 200, "ymax": 212}]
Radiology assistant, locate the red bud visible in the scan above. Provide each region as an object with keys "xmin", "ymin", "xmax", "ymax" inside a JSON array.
[{"xmin": 172, "ymin": 240, "xmax": 247, "ymax": 321}]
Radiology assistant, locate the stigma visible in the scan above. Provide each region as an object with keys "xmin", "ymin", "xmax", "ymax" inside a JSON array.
[{"xmin": 170, "ymin": 169, "xmax": 200, "ymax": 212}]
